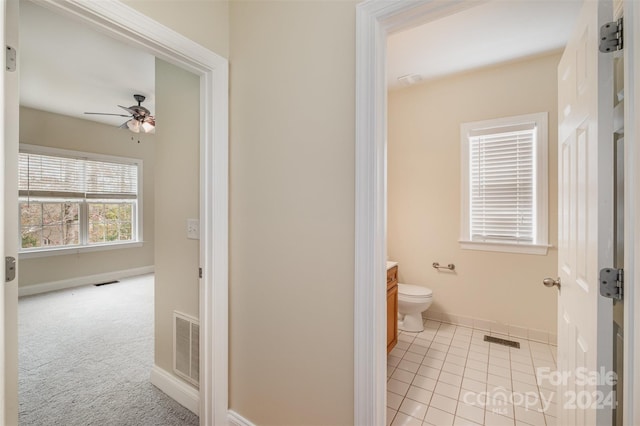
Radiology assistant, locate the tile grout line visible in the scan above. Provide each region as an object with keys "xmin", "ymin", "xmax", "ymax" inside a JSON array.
[
  {"xmin": 416, "ymin": 321, "xmax": 441, "ymax": 423},
  {"xmin": 431, "ymin": 321, "xmax": 457, "ymax": 424},
  {"xmin": 393, "ymin": 327, "xmax": 429, "ymax": 424},
  {"xmin": 526, "ymin": 341, "xmax": 551, "ymax": 426},
  {"xmin": 387, "ymin": 319, "xmax": 556, "ymax": 426},
  {"xmin": 451, "ymin": 326, "xmax": 476, "ymax": 426}
]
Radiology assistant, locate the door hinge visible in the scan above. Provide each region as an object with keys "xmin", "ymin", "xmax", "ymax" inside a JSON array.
[
  {"xmin": 600, "ymin": 267, "xmax": 623, "ymax": 300},
  {"xmin": 6, "ymin": 46, "xmax": 16, "ymax": 72},
  {"xmin": 599, "ymin": 18, "xmax": 623, "ymax": 53},
  {"xmin": 199, "ymin": 267, "xmax": 203, "ymax": 279},
  {"xmin": 5, "ymin": 256, "xmax": 16, "ymax": 282}
]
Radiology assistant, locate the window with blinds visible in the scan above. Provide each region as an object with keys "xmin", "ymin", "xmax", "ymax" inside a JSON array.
[
  {"xmin": 460, "ymin": 113, "xmax": 549, "ymax": 255},
  {"xmin": 18, "ymin": 146, "xmax": 142, "ymax": 253},
  {"xmin": 19, "ymin": 152, "xmax": 138, "ymax": 200}
]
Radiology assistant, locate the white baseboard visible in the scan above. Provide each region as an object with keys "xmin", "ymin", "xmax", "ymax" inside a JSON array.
[
  {"xmin": 424, "ymin": 310, "xmax": 558, "ymax": 345},
  {"xmin": 150, "ymin": 367, "xmax": 254, "ymax": 425},
  {"xmin": 18, "ymin": 265, "xmax": 155, "ymax": 297},
  {"xmin": 150, "ymin": 365, "xmax": 199, "ymax": 415},
  {"xmin": 228, "ymin": 410, "xmax": 256, "ymax": 426}
]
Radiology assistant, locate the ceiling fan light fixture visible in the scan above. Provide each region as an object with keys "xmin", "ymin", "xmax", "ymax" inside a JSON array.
[
  {"xmin": 126, "ymin": 119, "xmax": 141, "ymax": 133},
  {"xmin": 85, "ymin": 94, "xmax": 155, "ymax": 135},
  {"xmin": 141, "ymin": 121, "xmax": 155, "ymax": 133}
]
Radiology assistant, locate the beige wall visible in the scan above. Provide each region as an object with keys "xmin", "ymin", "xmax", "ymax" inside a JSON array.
[
  {"xmin": 91, "ymin": 1, "xmax": 356, "ymax": 423},
  {"xmin": 388, "ymin": 53, "xmax": 561, "ymax": 335},
  {"xmin": 103, "ymin": 0, "xmax": 228, "ymax": 402},
  {"xmin": 18, "ymin": 107, "xmax": 155, "ymax": 288},
  {"xmin": 122, "ymin": 0, "xmax": 229, "ymax": 59},
  {"xmin": 229, "ymin": 1, "xmax": 356, "ymax": 424},
  {"xmin": 153, "ymin": 59, "xmax": 201, "ymax": 377}
]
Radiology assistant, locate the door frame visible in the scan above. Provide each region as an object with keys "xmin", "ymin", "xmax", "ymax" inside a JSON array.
[
  {"xmin": 354, "ymin": 0, "xmax": 639, "ymax": 424},
  {"xmin": 18, "ymin": 1, "xmax": 229, "ymax": 425},
  {"xmin": 0, "ymin": 0, "xmax": 6, "ymax": 421},
  {"xmin": 625, "ymin": 1, "xmax": 640, "ymax": 425}
]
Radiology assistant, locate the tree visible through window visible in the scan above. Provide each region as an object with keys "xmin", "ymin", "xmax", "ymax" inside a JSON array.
[
  {"xmin": 18, "ymin": 145, "xmax": 141, "ymax": 253},
  {"xmin": 20, "ymin": 202, "xmax": 80, "ymax": 248},
  {"xmin": 88, "ymin": 203, "xmax": 133, "ymax": 243}
]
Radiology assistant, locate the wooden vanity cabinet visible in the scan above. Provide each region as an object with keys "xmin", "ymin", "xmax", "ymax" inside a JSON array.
[{"xmin": 387, "ymin": 265, "xmax": 398, "ymax": 353}]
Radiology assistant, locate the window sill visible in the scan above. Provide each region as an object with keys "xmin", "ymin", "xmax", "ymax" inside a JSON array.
[
  {"xmin": 459, "ymin": 240, "xmax": 550, "ymax": 255},
  {"xmin": 19, "ymin": 241, "xmax": 144, "ymax": 260}
]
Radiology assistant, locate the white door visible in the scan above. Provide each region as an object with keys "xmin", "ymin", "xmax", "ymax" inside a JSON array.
[
  {"xmin": 556, "ymin": 0, "xmax": 615, "ymax": 425},
  {"xmin": 4, "ymin": 0, "xmax": 20, "ymax": 424}
]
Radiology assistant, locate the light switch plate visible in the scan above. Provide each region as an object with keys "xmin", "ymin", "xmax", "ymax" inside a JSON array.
[{"xmin": 187, "ymin": 218, "xmax": 199, "ymax": 240}]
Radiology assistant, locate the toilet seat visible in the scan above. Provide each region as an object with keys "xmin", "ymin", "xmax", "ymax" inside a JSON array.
[{"xmin": 398, "ymin": 283, "xmax": 432, "ymax": 299}]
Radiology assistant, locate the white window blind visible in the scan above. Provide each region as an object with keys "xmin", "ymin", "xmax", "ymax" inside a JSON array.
[
  {"xmin": 460, "ymin": 113, "xmax": 548, "ymax": 255},
  {"xmin": 85, "ymin": 159, "xmax": 138, "ymax": 199},
  {"xmin": 19, "ymin": 152, "xmax": 138, "ymax": 200},
  {"xmin": 18, "ymin": 146, "xmax": 143, "ymax": 255},
  {"xmin": 469, "ymin": 124, "xmax": 536, "ymax": 244}
]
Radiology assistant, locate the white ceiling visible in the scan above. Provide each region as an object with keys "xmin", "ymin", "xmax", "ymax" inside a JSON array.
[
  {"xmin": 387, "ymin": 0, "xmax": 583, "ymax": 89},
  {"xmin": 19, "ymin": 1, "xmax": 155, "ymax": 128},
  {"xmin": 20, "ymin": 1, "xmax": 581, "ymax": 117}
]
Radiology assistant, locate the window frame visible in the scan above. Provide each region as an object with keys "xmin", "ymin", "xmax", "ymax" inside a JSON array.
[
  {"xmin": 459, "ymin": 112, "xmax": 549, "ymax": 255},
  {"xmin": 18, "ymin": 144, "xmax": 143, "ymax": 259}
]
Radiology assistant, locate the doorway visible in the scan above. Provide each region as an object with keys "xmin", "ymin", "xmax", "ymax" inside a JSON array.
[
  {"xmin": 3, "ymin": 1, "xmax": 229, "ymax": 424},
  {"xmin": 354, "ymin": 0, "xmax": 639, "ymax": 424}
]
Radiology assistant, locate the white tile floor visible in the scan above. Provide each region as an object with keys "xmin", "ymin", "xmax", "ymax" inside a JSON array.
[{"xmin": 387, "ymin": 320, "xmax": 558, "ymax": 426}]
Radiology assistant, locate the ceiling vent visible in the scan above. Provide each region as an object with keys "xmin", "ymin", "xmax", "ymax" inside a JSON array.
[{"xmin": 398, "ymin": 73, "xmax": 423, "ymax": 86}]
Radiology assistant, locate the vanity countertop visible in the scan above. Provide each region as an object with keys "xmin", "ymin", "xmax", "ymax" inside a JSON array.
[{"xmin": 386, "ymin": 261, "xmax": 398, "ymax": 270}]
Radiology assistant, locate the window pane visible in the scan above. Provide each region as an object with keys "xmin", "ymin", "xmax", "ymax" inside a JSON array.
[
  {"xmin": 105, "ymin": 204, "xmax": 119, "ymax": 220},
  {"xmin": 20, "ymin": 203, "xmax": 42, "ymax": 226},
  {"xmin": 62, "ymin": 203, "xmax": 79, "ymax": 224},
  {"xmin": 89, "ymin": 203, "xmax": 105, "ymax": 222},
  {"xmin": 87, "ymin": 202, "xmax": 134, "ymax": 245},
  {"xmin": 42, "ymin": 225, "xmax": 63, "ymax": 246},
  {"xmin": 120, "ymin": 222, "xmax": 132, "ymax": 241},
  {"xmin": 20, "ymin": 201, "xmax": 80, "ymax": 249},
  {"xmin": 120, "ymin": 205, "xmax": 132, "ymax": 221},
  {"xmin": 106, "ymin": 223, "xmax": 119, "ymax": 242},
  {"xmin": 64, "ymin": 223, "xmax": 80, "ymax": 245},
  {"xmin": 21, "ymin": 228, "xmax": 41, "ymax": 248},
  {"xmin": 42, "ymin": 203, "xmax": 62, "ymax": 225},
  {"xmin": 89, "ymin": 222, "xmax": 106, "ymax": 243}
]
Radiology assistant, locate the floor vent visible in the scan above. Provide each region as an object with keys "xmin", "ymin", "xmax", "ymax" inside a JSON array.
[
  {"xmin": 173, "ymin": 311, "xmax": 199, "ymax": 387},
  {"xmin": 93, "ymin": 280, "xmax": 119, "ymax": 287},
  {"xmin": 484, "ymin": 335, "xmax": 520, "ymax": 349}
]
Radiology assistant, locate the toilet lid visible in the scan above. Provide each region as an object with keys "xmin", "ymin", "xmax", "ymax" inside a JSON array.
[{"xmin": 398, "ymin": 283, "xmax": 432, "ymax": 297}]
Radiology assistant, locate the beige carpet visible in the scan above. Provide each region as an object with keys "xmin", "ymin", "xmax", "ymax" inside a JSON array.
[{"xmin": 18, "ymin": 274, "xmax": 199, "ymax": 426}]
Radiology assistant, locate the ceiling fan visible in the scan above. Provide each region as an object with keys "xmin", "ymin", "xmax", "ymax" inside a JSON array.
[{"xmin": 84, "ymin": 94, "xmax": 155, "ymax": 133}]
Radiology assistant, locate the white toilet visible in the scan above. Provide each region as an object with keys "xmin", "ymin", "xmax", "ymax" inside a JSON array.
[{"xmin": 397, "ymin": 283, "xmax": 433, "ymax": 332}]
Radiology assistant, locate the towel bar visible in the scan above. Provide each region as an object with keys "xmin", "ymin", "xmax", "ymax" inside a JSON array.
[{"xmin": 432, "ymin": 262, "xmax": 455, "ymax": 271}]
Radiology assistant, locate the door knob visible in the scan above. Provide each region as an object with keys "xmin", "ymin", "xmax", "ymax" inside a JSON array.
[{"xmin": 543, "ymin": 277, "xmax": 561, "ymax": 289}]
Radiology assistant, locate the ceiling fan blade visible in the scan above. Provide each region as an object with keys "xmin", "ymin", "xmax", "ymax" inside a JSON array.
[
  {"xmin": 118, "ymin": 105, "xmax": 138, "ymax": 115},
  {"xmin": 84, "ymin": 112, "xmax": 131, "ymax": 117},
  {"xmin": 86, "ymin": 96, "xmax": 155, "ymax": 134}
]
